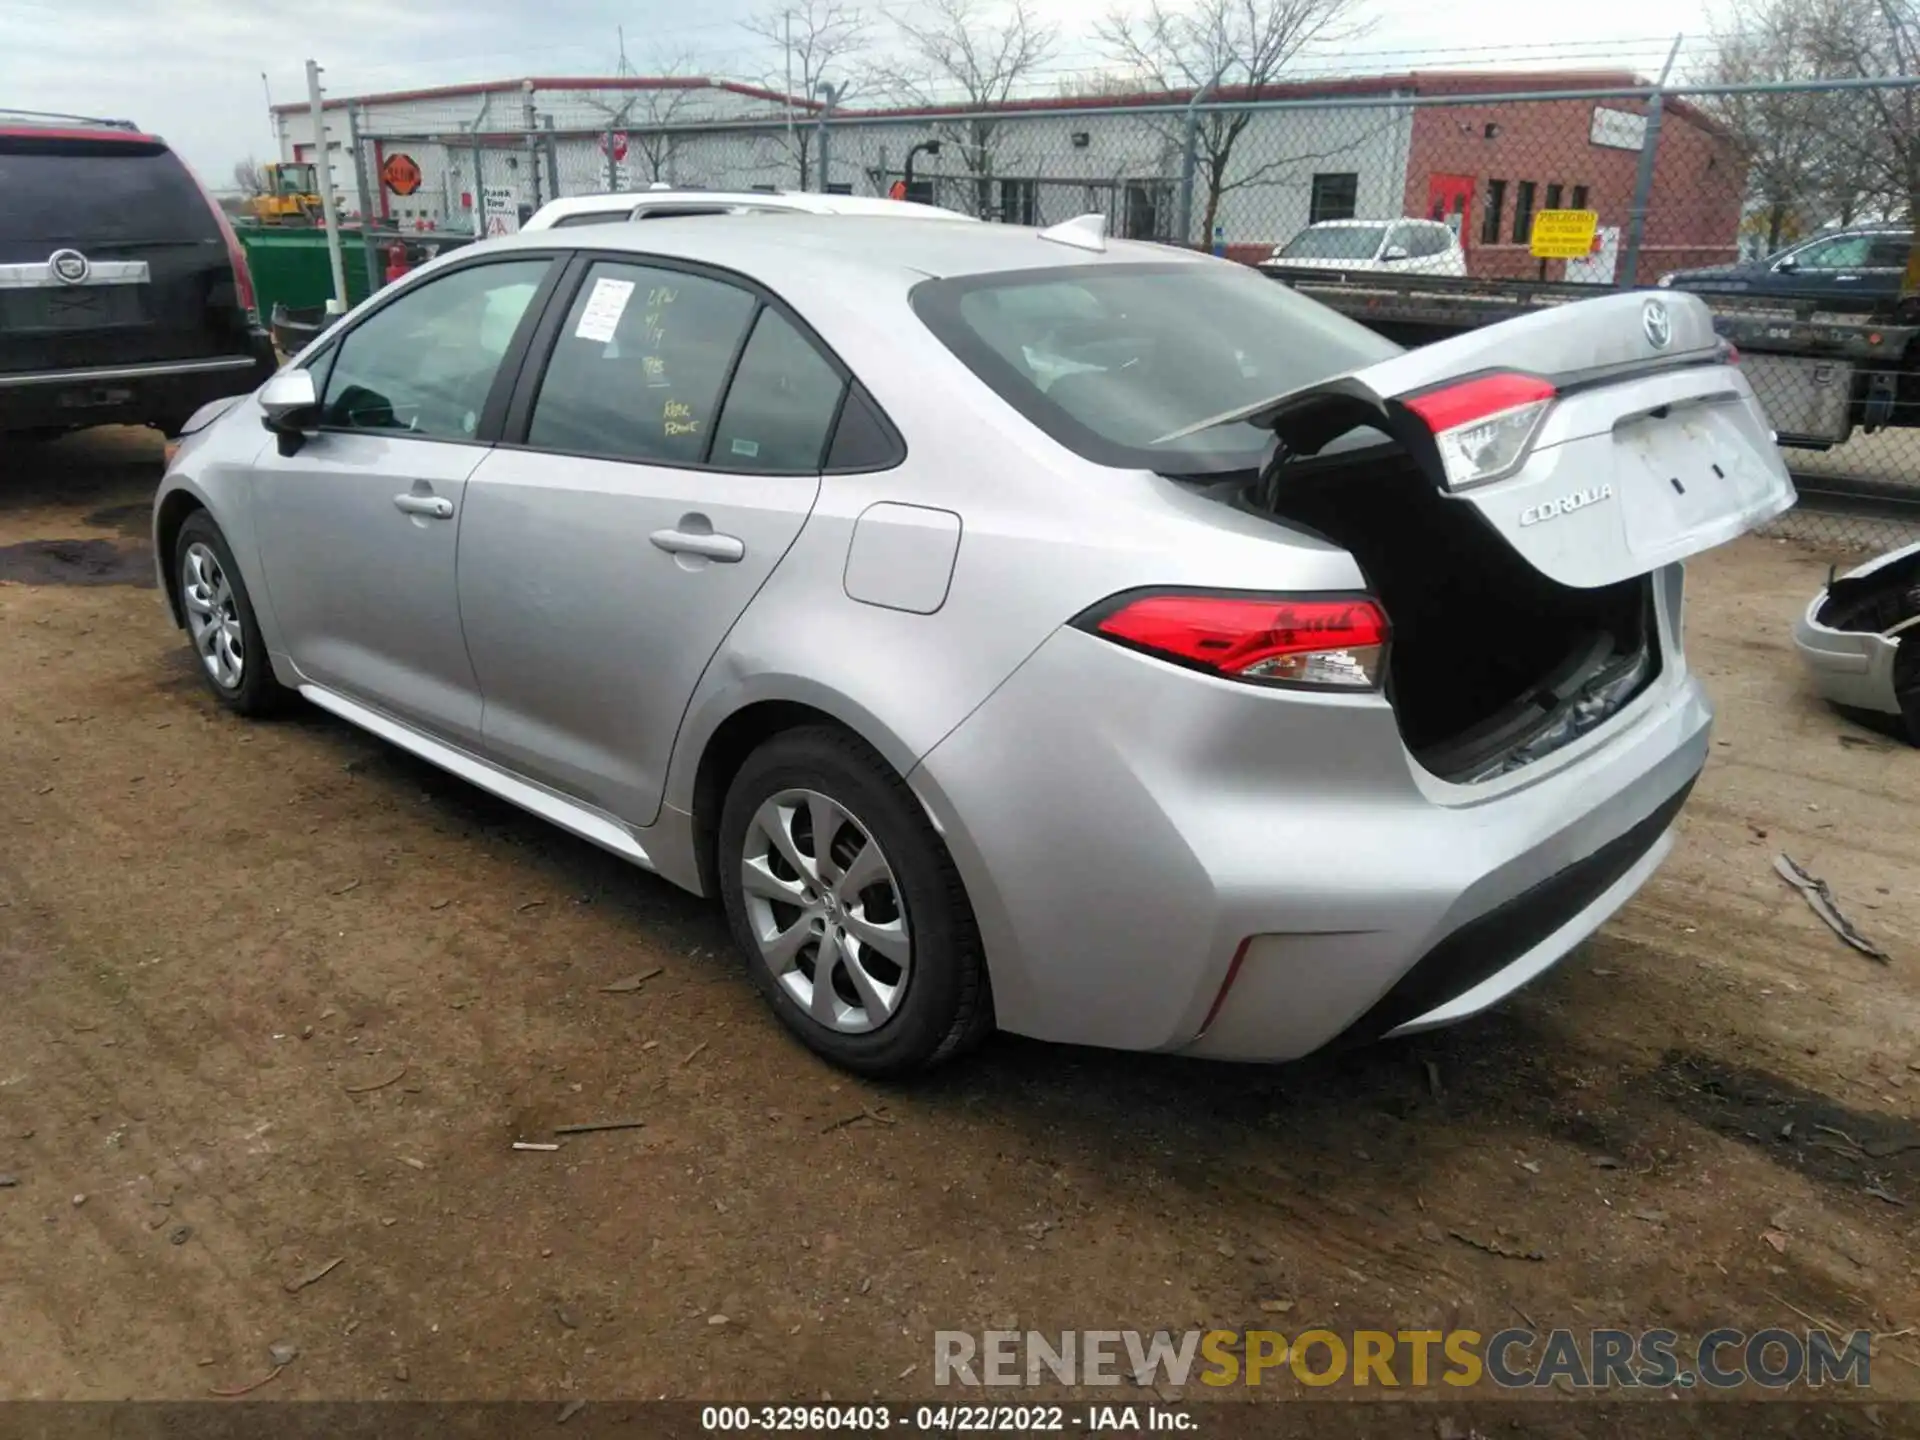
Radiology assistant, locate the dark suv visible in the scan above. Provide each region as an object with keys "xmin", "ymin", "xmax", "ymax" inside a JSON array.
[{"xmin": 1, "ymin": 112, "xmax": 276, "ymax": 438}]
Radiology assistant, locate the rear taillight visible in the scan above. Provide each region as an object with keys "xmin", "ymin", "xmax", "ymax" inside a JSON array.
[
  {"xmin": 181, "ymin": 157, "xmax": 258, "ymax": 324},
  {"xmin": 1401, "ymin": 372, "xmax": 1556, "ymax": 491},
  {"xmin": 1077, "ymin": 591, "xmax": 1389, "ymax": 690}
]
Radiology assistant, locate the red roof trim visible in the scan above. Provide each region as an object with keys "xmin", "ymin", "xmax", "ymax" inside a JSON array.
[{"xmin": 0, "ymin": 125, "xmax": 162, "ymax": 144}]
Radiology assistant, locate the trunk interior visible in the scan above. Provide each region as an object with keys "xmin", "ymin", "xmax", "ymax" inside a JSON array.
[{"xmin": 1227, "ymin": 435, "xmax": 1658, "ymax": 782}]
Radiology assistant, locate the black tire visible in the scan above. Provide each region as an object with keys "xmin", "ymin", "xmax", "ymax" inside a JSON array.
[
  {"xmin": 1896, "ymin": 635, "xmax": 1920, "ymax": 747},
  {"xmin": 173, "ymin": 511, "xmax": 295, "ymax": 717},
  {"xmin": 717, "ymin": 726, "xmax": 993, "ymax": 1077}
]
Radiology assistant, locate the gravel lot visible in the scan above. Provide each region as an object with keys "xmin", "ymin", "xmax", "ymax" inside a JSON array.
[{"xmin": 1, "ymin": 428, "xmax": 1916, "ymax": 1423}]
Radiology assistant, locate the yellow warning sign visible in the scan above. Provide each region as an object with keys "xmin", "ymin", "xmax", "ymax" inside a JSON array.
[{"xmin": 1530, "ymin": 209, "xmax": 1600, "ymax": 260}]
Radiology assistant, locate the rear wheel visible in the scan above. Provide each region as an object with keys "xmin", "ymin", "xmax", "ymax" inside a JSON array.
[
  {"xmin": 173, "ymin": 512, "xmax": 294, "ymax": 717},
  {"xmin": 717, "ymin": 727, "xmax": 992, "ymax": 1077}
]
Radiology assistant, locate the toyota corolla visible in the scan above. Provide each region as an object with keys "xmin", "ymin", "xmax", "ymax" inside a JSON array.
[{"xmin": 153, "ymin": 215, "xmax": 1794, "ymax": 1075}]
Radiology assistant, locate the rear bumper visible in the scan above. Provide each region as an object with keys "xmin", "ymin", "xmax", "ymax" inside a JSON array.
[
  {"xmin": 0, "ymin": 340, "xmax": 275, "ymax": 433},
  {"xmin": 1792, "ymin": 596, "xmax": 1903, "ymax": 716},
  {"xmin": 909, "ymin": 585, "xmax": 1709, "ymax": 1062}
]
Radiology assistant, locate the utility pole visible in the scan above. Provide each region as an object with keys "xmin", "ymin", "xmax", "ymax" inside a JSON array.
[
  {"xmin": 305, "ymin": 59, "xmax": 349, "ymax": 315},
  {"xmin": 815, "ymin": 80, "xmax": 837, "ymax": 194},
  {"xmin": 1621, "ymin": 34, "xmax": 1682, "ymax": 289},
  {"xmin": 785, "ymin": 10, "xmax": 797, "ymax": 189},
  {"xmin": 261, "ymin": 72, "xmax": 276, "ymax": 148}
]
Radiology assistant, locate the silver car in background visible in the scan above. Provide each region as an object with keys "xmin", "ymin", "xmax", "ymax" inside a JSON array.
[{"xmin": 154, "ymin": 215, "xmax": 1793, "ymax": 1076}]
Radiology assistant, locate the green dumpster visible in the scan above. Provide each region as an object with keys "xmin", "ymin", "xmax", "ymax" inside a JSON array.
[{"xmin": 237, "ymin": 226, "xmax": 381, "ymax": 318}]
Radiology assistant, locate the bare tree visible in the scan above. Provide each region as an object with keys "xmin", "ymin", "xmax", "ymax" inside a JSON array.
[
  {"xmin": 1702, "ymin": 4, "xmax": 1872, "ymax": 252},
  {"xmin": 1715, "ymin": 0, "xmax": 1920, "ymax": 295},
  {"xmin": 232, "ymin": 157, "xmax": 269, "ymax": 196},
  {"xmin": 1097, "ymin": 0, "xmax": 1371, "ymax": 245},
  {"xmin": 568, "ymin": 54, "xmax": 704, "ymax": 188},
  {"xmin": 882, "ymin": 0, "xmax": 1059, "ymax": 216},
  {"xmin": 1802, "ymin": 0, "xmax": 1920, "ymax": 231},
  {"xmin": 743, "ymin": 0, "xmax": 870, "ymax": 186}
]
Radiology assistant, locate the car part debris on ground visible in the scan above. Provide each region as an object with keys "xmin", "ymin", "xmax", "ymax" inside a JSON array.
[{"xmin": 1773, "ymin": 853, "xmax": 1893, "ymax": 962}]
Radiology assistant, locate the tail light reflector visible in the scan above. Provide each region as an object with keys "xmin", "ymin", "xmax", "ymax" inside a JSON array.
[
  {"xmin": 1078, "ymin": 591, "xmax": 1389, "ymax": 690},
  {"xmin": 1402, "ymin": 372, "xmax": 1556, "ymax": 491},
  {"xmin": 181, "ymin": 158, "xmax": 259, "ymax": 323}
]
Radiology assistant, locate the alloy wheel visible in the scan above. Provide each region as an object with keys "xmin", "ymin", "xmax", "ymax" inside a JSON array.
[
  {"xmin": 181, "ymin": 541, "xmax": 244, "ymax": 690},
  {"xmin": 740, "ymin": 787, "xmax": 911, "ymax": 1033}
]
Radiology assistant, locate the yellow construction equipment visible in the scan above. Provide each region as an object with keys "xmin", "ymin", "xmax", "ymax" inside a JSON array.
[{"xmin": 247, "ymin": 162, "xmax": 321, "ymax": 225}]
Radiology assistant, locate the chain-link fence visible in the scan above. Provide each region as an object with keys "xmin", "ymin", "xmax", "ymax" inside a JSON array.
[{"xmin": 309, "ymin": 73, "xmax": 1920, "ymax": 552}]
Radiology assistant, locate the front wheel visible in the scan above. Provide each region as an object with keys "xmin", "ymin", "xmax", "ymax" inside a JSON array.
[
  {"xmin": 718, "ymin": 727, "xmax": 992, "ymax": 1077},
  {"xmin": 174, "ymin": 511, "xmax": 294, "ymax": 717}
]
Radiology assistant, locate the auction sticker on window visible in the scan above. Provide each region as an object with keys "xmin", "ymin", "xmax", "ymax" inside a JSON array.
[{"xmin": 575, "ymin": 277, "xmax": 636, "ymax": 343}]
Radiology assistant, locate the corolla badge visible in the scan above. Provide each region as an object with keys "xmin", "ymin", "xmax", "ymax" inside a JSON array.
[
  {"xmin": 1519, "ymin": 483, "xmax": 1615, "ymax": 528},
  {"xmin": 1642, "ymin": 299, "xmax": 1672, "ymax": 349}
]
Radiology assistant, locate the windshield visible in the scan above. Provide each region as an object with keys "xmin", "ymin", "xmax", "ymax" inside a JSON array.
[
  {"xmin": 1278, "ymin": 224, "xmax": 1388, "ymax": 261},
  {"xmin": 911, "ymin": 261, "xmax": 1401, "ymax": 475},
  {"xmin": 277, "ymin": 163, "xmax": 316, "ymax": 193}
]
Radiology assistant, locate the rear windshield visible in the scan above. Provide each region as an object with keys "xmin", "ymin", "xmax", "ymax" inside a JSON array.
[
  {"xmin": 910, "ymin": 261, "xmax": 1400, "ymax": 474},
  {"xmin": 1277, "ymin": 224, "xmax": 1387, "ymax": 260},
  {"xmin": 0, "ymin": 137, "xmax": 219, "ymax": 247}
]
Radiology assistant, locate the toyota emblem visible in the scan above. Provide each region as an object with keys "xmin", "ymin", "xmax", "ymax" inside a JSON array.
[
  {"xmin": 1642, "ymin": 299, "xmax": 1672, "ymax": 350},
  {"xmin": 49, "ymin": 249, "xmax": 91, "ymax": 285}
]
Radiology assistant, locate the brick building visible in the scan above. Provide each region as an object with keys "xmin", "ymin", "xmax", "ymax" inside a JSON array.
[{"xmin": 1398, "ymin": 72, "xmax": 1745, "ymax": 281}]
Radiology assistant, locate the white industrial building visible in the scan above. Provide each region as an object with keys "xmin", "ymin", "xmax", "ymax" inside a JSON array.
[{"xmin": 273, "ymin": 73, "xmax": 1417, "ymax": 250}]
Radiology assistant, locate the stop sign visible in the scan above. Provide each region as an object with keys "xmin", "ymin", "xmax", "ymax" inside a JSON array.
[{"xmin": 599, "ymin": 131, "xmax": 630, "ymax": 162}]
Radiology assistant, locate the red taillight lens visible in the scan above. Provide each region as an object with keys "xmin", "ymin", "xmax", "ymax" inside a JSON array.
[
  {"xmin": 180, "ymin": 156, "xmax": 258, "ymax": 322},
  {"xmin": 1082, "ymin": 591, "xmax": 1389, "ymax": 689},
  {"xmin": 1401, "ymin": 371, "xmax": 1556, "ymax": 491}
]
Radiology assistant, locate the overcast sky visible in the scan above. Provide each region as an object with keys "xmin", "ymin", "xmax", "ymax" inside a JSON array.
[{"xmin": 4, "ymin": 0, "xmax": 1718, "ymax": 183}]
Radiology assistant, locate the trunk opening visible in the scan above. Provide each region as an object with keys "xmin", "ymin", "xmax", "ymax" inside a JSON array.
[{"xmin": 1231, "ymin": 436, "xmax": 1659, "ymax": 782}]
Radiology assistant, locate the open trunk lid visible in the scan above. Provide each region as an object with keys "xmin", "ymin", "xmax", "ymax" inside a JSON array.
[{"xmin": 1193, "ymin": 290, "xmax": 1795, "ymax": 590}]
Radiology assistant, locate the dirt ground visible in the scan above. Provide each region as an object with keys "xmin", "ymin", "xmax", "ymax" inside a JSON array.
[{"xmin": 1, "ymin": 428, "xmax": 1917, "ymax": 1419}]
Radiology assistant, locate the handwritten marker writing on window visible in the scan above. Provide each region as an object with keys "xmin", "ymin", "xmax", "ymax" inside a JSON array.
[{"xmin": 663, "ymin": 398, "xmax": 700, "ymax": 438}]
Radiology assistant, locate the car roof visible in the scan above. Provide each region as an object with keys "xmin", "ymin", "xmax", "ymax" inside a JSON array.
[
  {"xmin": 479, "ymin": 213, "xmax": 1217, "ymax": 297},
  {"xmin": 523, "ymin": 189, "xmax": 970, "ymax": 231}
]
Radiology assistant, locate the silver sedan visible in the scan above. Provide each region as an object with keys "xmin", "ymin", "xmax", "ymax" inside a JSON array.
[{"xmin": 154, "ymin": 215, "xmax": 1794, "ymax": 1075}]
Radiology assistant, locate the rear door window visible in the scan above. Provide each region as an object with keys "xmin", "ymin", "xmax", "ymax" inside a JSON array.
[{"xmin": 526, "ymin": 261, "xmax": 757, "ymax": 465}]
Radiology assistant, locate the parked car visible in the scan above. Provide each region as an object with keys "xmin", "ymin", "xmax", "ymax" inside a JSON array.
[
  {"xmin": 1658, "ymin": 227, "xmax": 1912, "ymax": 311},
  {"xmin": 154, "ymin": 214, "xmax": 1791, "ymax": 1076},
  {"xmin": 0, "ymin": 110, "xmax": 275, "ymax": 439},
  {"xmin": 1263, "ymin": 218, "xmax": 1466, "ymax": 277},
  {"xmin": 1792, "ymin": 539, "xmax": 1920, "ymax": 743},
  {"xmin": 523, "ymin": 188, "xmax": 972, "ymax": 232}
]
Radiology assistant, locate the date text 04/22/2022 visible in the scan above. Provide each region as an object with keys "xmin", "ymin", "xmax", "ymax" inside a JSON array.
[{"xmin": 699, "ymin": 1405, "xmax": 1195, "ymax": 1432}]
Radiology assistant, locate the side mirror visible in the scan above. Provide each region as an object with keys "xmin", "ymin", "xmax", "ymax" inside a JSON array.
[
  {"xmin": 1774, "ymin": 257, "xmax": 1799, "ymax": 274},
  {"xmin": 1381, "ymin": 245, "xmax": 1410, "ymax": 262},
  {"xmin": 259, "ymin": 369, "xmax": 320, "ymax": 452}
]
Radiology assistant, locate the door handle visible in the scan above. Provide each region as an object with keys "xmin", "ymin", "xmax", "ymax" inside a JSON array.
[
  {"xmin": 393, "ymin": 493, "xmax": 454, "ymax": 519},
  {"xmin": 650, "ymin": 528, "xmax": 745, "ymax": 562}
]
